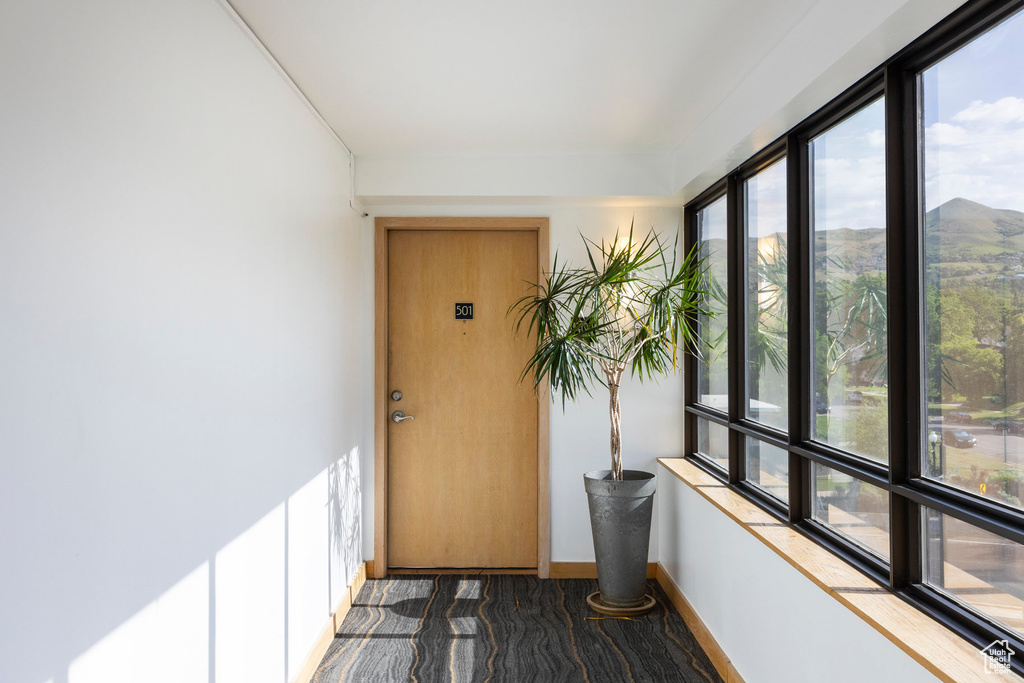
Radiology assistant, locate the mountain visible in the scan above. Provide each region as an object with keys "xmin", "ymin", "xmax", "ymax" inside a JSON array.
[
  {"xmin": 807, "ymin": 198, "xmax": 1024, "ymax": 270},
  {"xmin": 925, "ymin": 197, "xmax": 1024, "ymax": 259}
]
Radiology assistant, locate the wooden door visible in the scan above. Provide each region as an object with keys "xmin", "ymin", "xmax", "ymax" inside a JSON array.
[{"xmin": 387, "ymin": 230, "xmax": 538, "ymax": 568}]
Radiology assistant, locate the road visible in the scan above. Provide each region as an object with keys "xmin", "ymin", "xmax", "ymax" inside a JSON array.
[
  {"xmin": 928, "ymin": 418, "xmax": 1024, "ymax": 471},
  {"xmin": 821, "ymin": 404, "xmax": 1024, "ymax": 471}
]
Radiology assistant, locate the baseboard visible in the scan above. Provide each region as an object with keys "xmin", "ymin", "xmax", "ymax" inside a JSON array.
[
  {"xmin": 549, "ymin": 562, "xmax": 658, "ymax": 579},
  {"xmin": 290, "ymin": 562, "xmax": 369, "ymax": 683},
  {"xmin": 655, "ymin": 563, "xmax": 745, "ymax": 683},
  {"xmin": 387, "ymin": 567, "xmax": 537, "ymax": 575}
]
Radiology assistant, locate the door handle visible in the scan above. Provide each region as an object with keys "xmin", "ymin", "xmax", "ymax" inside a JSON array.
[{"xmin": 392, "ymin": 411, "xmax": 414, "ymax": 423}]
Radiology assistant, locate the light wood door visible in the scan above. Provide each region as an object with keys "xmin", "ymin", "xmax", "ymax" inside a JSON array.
[{"xmin": 387, "ymin": 230, "xmax": 538, "ymax": 568}]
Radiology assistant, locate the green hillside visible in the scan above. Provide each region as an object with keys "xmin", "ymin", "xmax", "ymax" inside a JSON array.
[{"xmin": 926, "ymin": 197, "xmax": 1024, "ymax": 260}]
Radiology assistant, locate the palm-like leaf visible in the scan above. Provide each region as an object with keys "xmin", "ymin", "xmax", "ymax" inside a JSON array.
[{"xmin": 509, "ymin": 220, "xmax": 714, "ymax": 478}]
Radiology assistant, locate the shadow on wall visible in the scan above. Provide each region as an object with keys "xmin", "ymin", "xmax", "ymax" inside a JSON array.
[
  {"xmin": 328, "ymin": 448, "xmax": 362, "ymax": 611},
  {"xmin": 35, "ymin": 449, "xmax": 361, "ymax": 683}
]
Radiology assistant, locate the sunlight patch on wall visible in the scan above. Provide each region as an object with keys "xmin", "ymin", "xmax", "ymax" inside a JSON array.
[
  {"xmin": 56, "ymin": 448, "xmax": 364, "ymax": 683},
  {"xmin": 68, "ymin": 563, "xmax": 208, "ymax": 683},
  {"xmin": 215, "ymin": 505, "xmax": 285, "ymax": 683},
  {"xmin": 287, "ymin": 467, "xmax": 329, "ymax": 681}
]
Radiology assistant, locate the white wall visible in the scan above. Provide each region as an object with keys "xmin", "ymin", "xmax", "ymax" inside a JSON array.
[
  {"xmin": 361, "ymin": 204, "xmax": 685, "ymax": 563},
  {"xmin": 356, "ymin": 152, "xmax": 675, "ymax": 201},
  {"xmin": 0, "ymin": 2, "xmax": 365, "ymax": 683},
  {"xmin": 658, "ymin": 472, "xmax": 938, "ymax": 683}
]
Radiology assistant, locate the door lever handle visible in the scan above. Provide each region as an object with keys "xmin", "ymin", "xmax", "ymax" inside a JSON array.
[{"xmin": 392, "ymin": 411, "xmax": 414, "ymax": 423}]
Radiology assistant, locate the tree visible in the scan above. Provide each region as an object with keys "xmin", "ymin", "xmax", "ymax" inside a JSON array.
[
  {"xmin": 1004, "ymin": 310, "xmax": 1024, "ymax": 405},
  {"xmin": 924, "ymin": 283, "xmax": 966, "ymax": 404},
  {"xmin": 944, "ymin": 340, "xmax": 1002, "ymax": 404}
]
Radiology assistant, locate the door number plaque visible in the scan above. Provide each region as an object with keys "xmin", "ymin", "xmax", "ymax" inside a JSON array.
[{"xmin": 455, "ymin": 303, "xmax": 474, "ymax": 320}]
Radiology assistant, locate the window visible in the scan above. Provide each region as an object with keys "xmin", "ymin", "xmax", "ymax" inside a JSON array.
[
  {"xmin": 745, "ymin": 159, "xmax": 789, "ymax": 432},
  {"xmin": 696, "ymin": 196, "xmax": 729, "ymax": 412},
  {"xmin": 921, "ymin": 9, "xmax": 1024, "ymax": 512},
  {"xmin": 810, "ymin": 98, "xmax": 888, "ymax": 463},
  {"xmin": 813, "ymin": 463, "xmax": 890, "ymax": 559},
  {"xmin": 684, "ymin": 1, "xmax": 1024, "ymax": 672},
  {"xmin": 745, "ymin": 438, "xmax": 789, "ymax": 503},
  {"xmin": 696, "ymin": 417, "xmax": 729, "ymax": 470},
  {"xmin": 923, "ymin": 508, "xmax": 1024, "ymax": 638}
]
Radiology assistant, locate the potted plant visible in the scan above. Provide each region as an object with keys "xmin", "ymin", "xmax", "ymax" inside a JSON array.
[{"xmin": 510, "ymin": 222, "xmax": 711, "ymax": 614}]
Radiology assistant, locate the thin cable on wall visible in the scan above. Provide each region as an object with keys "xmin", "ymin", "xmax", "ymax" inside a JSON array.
[{"xmin": 216, "ymin": 0, "xmax": 368, "ymax": 216}]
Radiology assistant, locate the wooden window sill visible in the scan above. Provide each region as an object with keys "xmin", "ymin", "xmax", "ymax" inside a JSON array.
[{"xmin": 658, "ymin": 457, "xmax": 1023, "ymax": 683}]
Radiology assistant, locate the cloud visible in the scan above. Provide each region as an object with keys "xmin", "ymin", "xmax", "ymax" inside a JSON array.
[
  {"xmin": 951, "ymin": 97, "xmax": 1024, "ymax": 125},
  {"xmin": 808, "ymin": 99, "xmax": 887, "ymax": 232},
  {"xmin": 928, "ymin": 122, "xmax": 970, "ymax": 147},
  {"xmin": 925, "ymin": 96, "xmax": 1024, "ymax": 212},
  {"xmin": 813, "ymin": 137, "xmax": 886, "ymax": 231}
]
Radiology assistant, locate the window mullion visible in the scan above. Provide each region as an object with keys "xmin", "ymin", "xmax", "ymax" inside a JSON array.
[
  {"xmin": 884, "ymin": 58, "xmax": 921, "ymax": 590},
  {"xmin": 683, "ymin": 204, "xmax": 699, "ymax": 463},
  {"xmin": 727, "ymin": 173, "xmax": 744, "ymax": 485},
  {"xmin": 787, "ymin": 132, "xmax": 809, "ymax": 522}
]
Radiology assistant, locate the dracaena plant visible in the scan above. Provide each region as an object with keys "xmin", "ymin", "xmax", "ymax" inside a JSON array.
[{"xmin": 509, "ymin": 222, "xmax": 714, "ymax": 480}]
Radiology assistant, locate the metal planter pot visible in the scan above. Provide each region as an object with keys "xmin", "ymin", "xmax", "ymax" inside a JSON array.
[{"xmin": 584, "ymin": 469, "xmax": 656, "ymax": 607}]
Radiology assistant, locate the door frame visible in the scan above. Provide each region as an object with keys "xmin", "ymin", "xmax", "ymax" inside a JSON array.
[{"xmin": 373, "ymin": 216, "xmax": 551, "ymax": 579}]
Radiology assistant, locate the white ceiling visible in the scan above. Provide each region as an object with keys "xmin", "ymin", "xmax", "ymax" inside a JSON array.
[
  {"xmin": 226, "ymin": 0, "xmax": 968, "ymax": 200},
  {"xmin": 228, "ymin": 0, "xmax": 821, "ymax": 156}
]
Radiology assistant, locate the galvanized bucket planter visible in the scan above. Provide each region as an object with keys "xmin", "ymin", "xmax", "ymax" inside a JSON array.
[{"xmin": 584, "ymin": 469, "xmax": 656, "ymax": 611}]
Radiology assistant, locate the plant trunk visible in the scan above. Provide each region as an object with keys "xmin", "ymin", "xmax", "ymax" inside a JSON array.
[{"xmin": 608, "ymin": 369, "xmax": 623, "ymax": 480}]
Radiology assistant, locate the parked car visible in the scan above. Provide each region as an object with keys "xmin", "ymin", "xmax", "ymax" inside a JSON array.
[
  {"xmin": 946, "ymin": 410, "xmax": 972, "ymax": 424},
  {"xmin": 846, "ymin": 390, "xmax": 864, "ymax": 405},
  {"xmin": 944, "ymin": 429, "xmax": 978, "ymax": 448},
  {"xmin": 991, "ymin": 419, "xmax": 1014, "ymax": 432}
]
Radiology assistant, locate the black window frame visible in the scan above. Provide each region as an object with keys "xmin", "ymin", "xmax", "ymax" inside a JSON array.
[
  {"xmin": 686, "ymin": 180, "xmax": 730, "ymax": 432},
  {"xmin": 683, "ymin": 0, "xmax": 1024, "ymax": 673},
  {"xmin": 735, "ymin": 143, "xmax": 791, "ymax": 515}
]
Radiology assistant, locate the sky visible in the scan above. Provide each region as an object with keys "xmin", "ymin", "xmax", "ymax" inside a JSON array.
[
  {"xmin": 747, "ymin": 158, "xmax": 788, "ymax": 240},
  {"xmin": 812, "ymin": 98, "xmax": 886, "ymax": 232},
  {"xmin": 923, "ymin": 8, "xmax": 1024, "ymax": 214}
]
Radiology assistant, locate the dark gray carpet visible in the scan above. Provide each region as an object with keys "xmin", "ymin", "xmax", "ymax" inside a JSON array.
[{"xmin": 311, "ymin": 575, "xmax": 723, "ymax": 683}]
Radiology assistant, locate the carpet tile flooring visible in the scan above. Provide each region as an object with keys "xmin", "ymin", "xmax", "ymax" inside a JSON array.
[{"xmin": 311, "ymin": 575, "xmax": 723, "ymax": 683}]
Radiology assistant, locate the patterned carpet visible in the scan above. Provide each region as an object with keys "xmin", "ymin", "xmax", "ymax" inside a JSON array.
[{"xmin": 310, "ymin": 575, "xmax": 723, "ymax": 683}]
